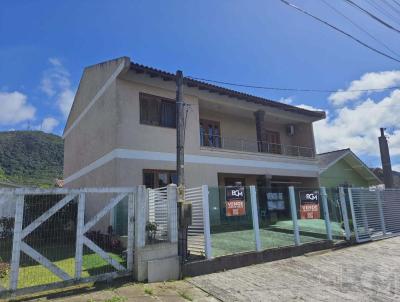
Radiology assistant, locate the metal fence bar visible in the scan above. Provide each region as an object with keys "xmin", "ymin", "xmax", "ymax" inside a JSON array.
[
  {"xmin": 250, "ymin": 186, "xmax": 261, "ymax": 252},
  {"xmin": 320, "ymin": 187, "xmax": 332, "ymax": 241},
  {"xmin": 348, "ymin": 188, "xmax": 360, "ymax": 242},
  {"xmin": 289, "ymin": 186, "xmax": 300, "ymax": 246},
  {"xmin": 376, "ymin": 190, "xmax": 386, "ymax": 235},
  {"xmin": 339, "ymin": 187, "xmax": 351, "ymax": 241},
  {"xmin": 201, "ymin": 185, "xmax": 212, "ymax": 259},
  {"xmin": 75, "ymin": 193, "xmax": 85, "ymax": 279},
  {"xmin": 9, "ymin": 195, "xmax": 24, "ymax": 291}
]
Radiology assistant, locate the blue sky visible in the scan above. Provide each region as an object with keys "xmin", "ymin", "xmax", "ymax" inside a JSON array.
[{"xmin": 1, "ymin": 0, "xmax": 400, "ymax": 169}]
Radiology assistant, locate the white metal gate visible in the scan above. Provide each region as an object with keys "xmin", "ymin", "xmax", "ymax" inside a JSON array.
[
  {"xmin": 349, "ymin": 188, "xmax": 400, "ymax": 243},
  {"xmin": 0, "ymin": 187, "xmax": 136, "ymax": 296}
]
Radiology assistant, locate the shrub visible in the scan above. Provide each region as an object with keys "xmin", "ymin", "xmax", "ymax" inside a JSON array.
[{"xmin": 0, "ymin": 258, "xmax": 10, "ymax": 279}]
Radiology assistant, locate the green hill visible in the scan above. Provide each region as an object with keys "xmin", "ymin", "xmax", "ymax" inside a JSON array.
[{"xmin": 0, "ymin": 131, "xmax": 63, "ymax": 187}]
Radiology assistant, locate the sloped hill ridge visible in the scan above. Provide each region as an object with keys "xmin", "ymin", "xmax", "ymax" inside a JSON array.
[{"xmin": 0, "ymin": 131, "xmax": 63, "ymax": 187}]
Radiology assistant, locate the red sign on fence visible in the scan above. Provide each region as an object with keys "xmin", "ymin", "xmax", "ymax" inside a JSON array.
[
  {"xmin": 299, "ymin": 190, "xmax": 320, "ymax": 219},
  {"xmin": 225, "ymin": 186, "xmax": 246, "ymax": 216}
]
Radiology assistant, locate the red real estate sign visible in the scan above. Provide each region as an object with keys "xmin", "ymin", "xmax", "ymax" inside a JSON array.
[
  {"xmin": 299, "ymin": 190, "xmax": 320, "ymax": 219},
  {"xmin": 225, "ymin": 186, "xmax": 246, "ymax": 216}
]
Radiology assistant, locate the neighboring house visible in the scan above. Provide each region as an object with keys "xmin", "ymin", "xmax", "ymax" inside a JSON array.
[
  {"xmin": 63, "ymin": 57, "xmax": 326, "ymax": 230},
  {"xmin": 371, "ymin": 168, "xmax": 400, "ymax": 188},
  {"xmin": 317, "ymin": 148, "xmax": 382, "ymax": 188}
]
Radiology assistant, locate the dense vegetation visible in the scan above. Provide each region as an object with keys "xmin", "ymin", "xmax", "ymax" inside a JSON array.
[{"xmin": 0, "ymin": 131, "xmax": 63, "ymax": 187}]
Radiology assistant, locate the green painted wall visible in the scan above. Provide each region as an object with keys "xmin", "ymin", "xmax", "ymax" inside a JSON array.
[{"xmin": 320, "ymin": 158, "xmax": 371, "ymax": 188}]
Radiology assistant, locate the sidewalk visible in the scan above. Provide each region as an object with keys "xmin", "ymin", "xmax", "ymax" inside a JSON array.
[{"xmin": 8, "ymin": 280, "xmax": 218, "ymax": 302}]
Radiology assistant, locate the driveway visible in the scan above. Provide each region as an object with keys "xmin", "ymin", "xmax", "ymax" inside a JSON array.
[{"xmin": 189, "ymin": 237, "xmax": 400, "ymax": 301}]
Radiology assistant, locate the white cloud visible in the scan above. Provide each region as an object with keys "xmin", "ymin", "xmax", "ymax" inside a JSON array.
[
  {"xmin": 40, "ymin": 57, "xmax": 75, "ymax": 118},
  {"xmin": 40, "ymin": 117, "xmax": 59, "ymax": 133},
  {"xmin": 0, "ymin": 91, "xmax": 36, "ymax": 125},
  {"xmin": 278, "ymin": 97, "xmax": 293, "ymax": 104},
  {"xmin": 57, "ymin": 89, "xmax": 75, "ymax": 118},
  {"xmin": 296, "ymin": 104, "xmax": 323, "ymax": 111},
  {"xmin": 392, "ymin": 164, "xmax": 400, "ymax": 172},
  {"xmin": 314, "ymin": 89, "xmax": 400, "ymax": 157},
  {"xmin": 328, "ymin": 71, "xmax": 400, "ymax": 106}
]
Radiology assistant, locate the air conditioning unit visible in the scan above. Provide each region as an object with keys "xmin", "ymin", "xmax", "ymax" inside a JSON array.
[{"xmin": 286, "ymin": 124, "xmax": 295, "ymax": 136}]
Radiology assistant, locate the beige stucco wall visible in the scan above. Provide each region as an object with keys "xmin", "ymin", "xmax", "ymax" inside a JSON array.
[{"xmin": 64, "ymin": 62, "xmax": 322, "ymax": 188}]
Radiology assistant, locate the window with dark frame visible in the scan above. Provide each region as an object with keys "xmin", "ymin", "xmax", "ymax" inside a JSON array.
[
  {"xmin": 140, "ymin": 93, "xmax": 176, "ymax": 128},
  {"xmin": 143, "ymin": 169, "xmax": 177, "ymax": 189}
]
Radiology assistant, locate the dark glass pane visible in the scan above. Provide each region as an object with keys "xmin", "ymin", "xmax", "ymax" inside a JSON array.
[
  {"xmin": 158, "ymin": 172, "xmax": 169, "ymax": 187},
  {"xmin": 143, "ymin": 172, "xmax": 155, "ymax": 189},
  {"xmin": 160, "ymin": 101, "xmax": 176, "ymax": 128}
]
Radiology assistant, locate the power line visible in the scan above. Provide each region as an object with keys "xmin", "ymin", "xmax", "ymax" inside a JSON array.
[
  {"xmin": 364, "ymin": 0, "xmax": 400, "ymax": 26},
  {"xmin": 343, "ymin": 0, "xmax": 400, "ymax": 33},
  {"xmin": 321, "ymin": 0, "xmax": 400, "ymax": 59},
  {"xmin": 279, "ymin": 0, "xmax": 400, "ymax": 63},
  {"xmin": 187, "ymin": 75, "xmax": 400, "ymax": 93}
]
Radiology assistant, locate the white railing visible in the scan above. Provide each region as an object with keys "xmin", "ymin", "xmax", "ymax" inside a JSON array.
[
  {"xmin": 147, "ymin": 187, "xmax": 169, "ymax": 241},
  {"xmin": 200, "ymin": 134, "xmax": 314, "ymax": 158},
  {"xmin": 186, "ymin": 186, "xmax": 212, "ymax": 259},
  {"xmin": 349, "ymin": 187, "xmax": 400, "ymax": 243}
]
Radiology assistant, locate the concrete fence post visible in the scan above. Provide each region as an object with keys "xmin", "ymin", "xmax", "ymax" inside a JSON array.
[
  {"xmin": 339, "ymin": 187, "xmax": 351, "ymax": 241},
  {"xmin": 250, "ymin": 186, "xmax": 261, "ymax": 252},
  {"xmin": 135, "ymin": 185, "xmax": 147, "ymax": 249},
  {"xmin": 127, "ymin": 190, "xmax": 135, "ymax": 271},
  {"xmin": 347, "ymin": 188, "xmax": 360, "ymax": 242},
  {"xmin": 289, "ymin": 186, "xmax": 300, "ymax": 246},
  {"xmin": 201, "ymin": 185, "xmax": 212, "ymax": 259},
  {"xmin": 167, "ymin": 184, "xmax": 178, "ymax": 243},
  {"xmin": 320, "ymin": 187, "xmax": 333, "ymax": 241}
]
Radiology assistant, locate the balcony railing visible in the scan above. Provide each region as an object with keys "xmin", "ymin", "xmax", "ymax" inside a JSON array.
[{"xmin": 200, "ymin": 134, "xmax": 315, "ymax": 158}]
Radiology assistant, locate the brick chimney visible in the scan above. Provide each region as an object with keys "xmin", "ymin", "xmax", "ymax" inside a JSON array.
[{"xmin": 379, "ymin": 128, "xmax": 394, "ymax": 188}]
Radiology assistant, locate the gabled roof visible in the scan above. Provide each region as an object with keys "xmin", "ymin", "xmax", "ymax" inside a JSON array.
[
  {"xmin": 129, "ymin": 61, "xmax": 326, "ymax": 120},
  {"xmin": 317, "ymin": 148, "xmax": 382, "ymax": 184}
]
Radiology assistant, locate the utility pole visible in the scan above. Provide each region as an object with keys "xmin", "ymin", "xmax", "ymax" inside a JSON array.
[
  {"xmin": 176, "ymin": 70, "xmax": 185, "ymax": 187},
  {"xmin": 176, "ymin": 70, "xmax": 189, "ymax": 263}
]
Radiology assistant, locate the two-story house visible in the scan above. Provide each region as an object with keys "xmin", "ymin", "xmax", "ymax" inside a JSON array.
[{"xmin": 63, "ymin": 57, "xmax": 326, "ymax": 229}]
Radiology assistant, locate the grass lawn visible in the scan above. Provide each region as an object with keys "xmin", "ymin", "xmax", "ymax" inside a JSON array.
[
  {"xmin": 271, "ymin": 219, "xmax": 344, "ymax": 236},
  {"xmin": 0, "ymin": 244, "xmax": 124, "ymax": 290},
  {"xmin": 211, "ymin": 228, "xmax": 324, "ymax": 258}
]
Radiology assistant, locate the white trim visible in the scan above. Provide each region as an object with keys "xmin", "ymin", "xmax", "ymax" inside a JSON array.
[
  {"xmin": 63, "ymin": 61, "xmax": 126, "ymax": 139},
  {"xmin": 65, "ymin": 148, "xmax": 319, "ymax": 184}
]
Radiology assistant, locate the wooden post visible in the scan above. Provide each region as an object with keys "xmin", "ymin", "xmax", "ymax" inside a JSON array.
[
  {"xmin": 10, "ymin": 195, "xmax": 24, "ymax": 291},
  {"xmin": 75, "ymin": 193, "xmax": 85, "ymax": 279}
]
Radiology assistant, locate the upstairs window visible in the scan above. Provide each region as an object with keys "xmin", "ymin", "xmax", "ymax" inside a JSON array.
[{"xmin": 140, "ymin": 93, "xmax": 176, "ymax": 128}]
